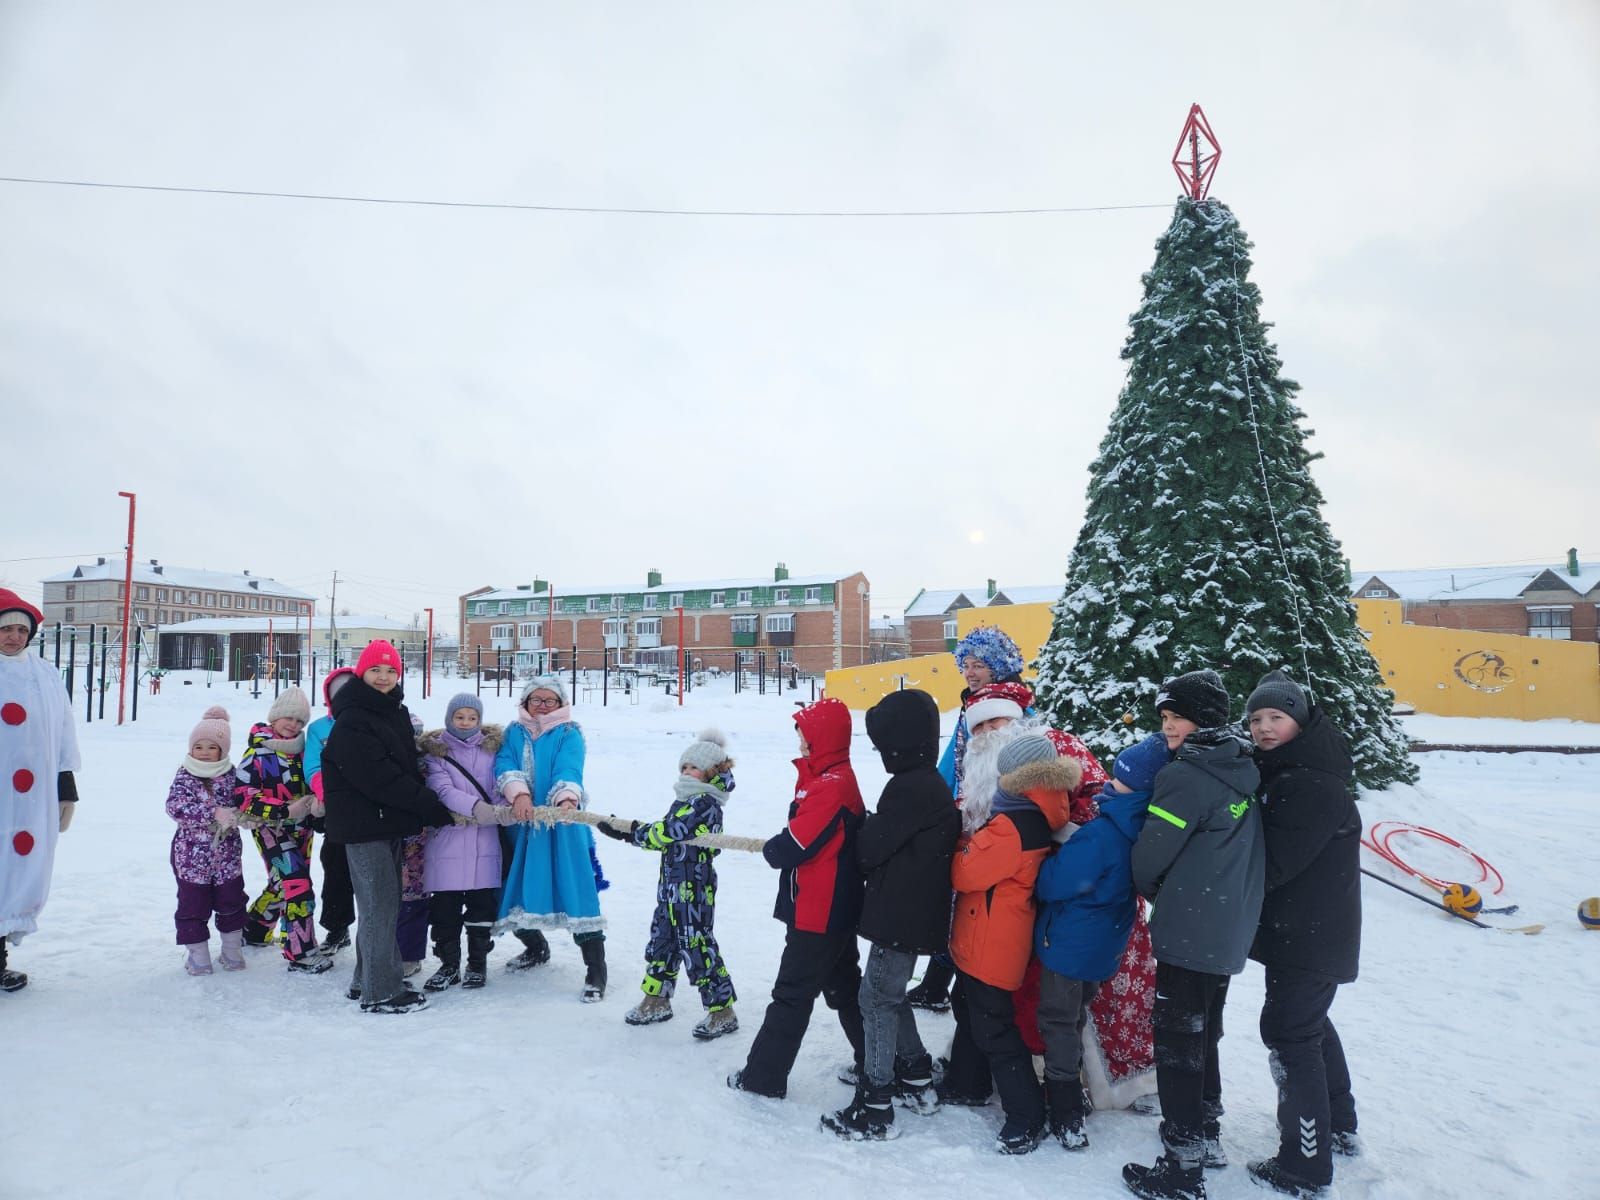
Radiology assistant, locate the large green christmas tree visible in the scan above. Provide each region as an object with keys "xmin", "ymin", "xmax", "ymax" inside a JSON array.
[{"xmin": 1032, "ymin": 197, "xmax": 1416, "ymax": 788}]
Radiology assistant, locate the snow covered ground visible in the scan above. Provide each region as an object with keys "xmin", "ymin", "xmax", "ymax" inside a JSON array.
[
  {"xmin": 7, "ymin": 673, "xmax": 1599, "ymax": 1199},
  {"xmin": 1398, "ymin": 713, "xmax": 1600, "ymax": 747}
]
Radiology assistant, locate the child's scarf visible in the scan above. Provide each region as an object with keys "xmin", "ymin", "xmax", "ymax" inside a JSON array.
[
  {"xmin": 182, "ymin": 755, "xmax": 234, "ymax": 779},
  {"xmin": 514, "ymin": 705, "xmax": 573, "ymax": 740}
]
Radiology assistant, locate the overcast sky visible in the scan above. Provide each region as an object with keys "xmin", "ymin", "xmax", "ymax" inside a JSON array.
[{"xmin": 2, "ymin": 1, "xmax": 1596, "ymax": 625}]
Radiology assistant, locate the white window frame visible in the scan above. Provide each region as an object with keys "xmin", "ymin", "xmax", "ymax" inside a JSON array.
[
  {"xmin": 205, "ymin": 592, "xmax": 216, "ymax": 606},
  {"xmin": 490, "ymin": 623, "xmax": 513, "ymax": 639},
  {"xmin": 1527, "ymin": 605, "xmax": 1573, "ymax": 640},
  {"xmin": 643, "ymin": 594, "xmax": 658, "ymax": 610},
  {"xmin": 737, "ymin": 589, "xmax": 752, "ymax": 606},
  {"xmin": 709, "ymin": 591, "xmax": 725, "ymax": 608},
  {"xmin": 804, "ymin": 586, "xmax": 821, "ymax": 603},
  {"xmin": 602, "ymin": 617, "xmax": 626, "ymax": 637},
  {"xmin": 635, "ymin": 617, "xmax": 661, "ymax": 636},
  {"xmin": 156, "ymin": 588, "xmax": 167, "ymax": 602},
  {"xmin": 498, "ymin": 601, "xmax": 510, "ymax": 614},
  {"xmin": 730, "ymin": 615, "xmax": 758, "ymax": 634},
  {"xmin": 136, "ymin": 586, "xmax": 149, "ymax": 601},
  {"xmin": 1364, "ymin": 588, "xmax": 1388, "ymax": 598},
  {"xmin": 943, "ymin": 618, "xmax": 958, "ymax": 639},
  {"xmin": 517, "ymin": 622, "xmax": 542, "ymax": 639},
  {"xmin": 774, "ymin": 588, "xmax": 790, "ymax": 605},
  {"xmin": 765, "ymin": 613, "xmax": 794, "ymax": 633},
  {"xmin": 587, "ymin": 596, "xmax": 607, "ymax": 613}
]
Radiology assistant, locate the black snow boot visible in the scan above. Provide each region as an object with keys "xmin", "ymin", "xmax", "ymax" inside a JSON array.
[
  {"xmin": 1046, "ymin": 1076, "xmax": 1089, "ymax": 1150},
  {"xmin": 505, "ymin": 928, "xmax": 550, "ymax": 972},
  {"xmin": 579, "ymin": 936, "xmax": 607, "ymax": 1002},
  {"xmin": 906, "ymin": 959, "xmax": 954, "ymax": 1012},
  {"xmin": 461, "ymin": 929, "xmax": 492, "ymax": 989},
  {"xmin": 425, "ymin": 939, "xmax": 461, "ymax": 992},
  {"xmin": 894, "ymin": 1053, "xmax": 940, "ymax": 1115},
  {"xmin": 821, "ymin": 1082, "xmax": 899, "ymax": 1141},
  {"xmin": 0, "ymin": 937, "xmax": 26, "ymax": 993},
  {"xmin": 996, "ymin": 1113, "xmax": 1046, "ymax": 1156},
  {"xmin": 1246, "ymin": 1158, "xmax": 1328, "ymax": 1197},
  {"xmin": 1122, "ymin": 1154, "xmax": 1205, "ymax": 1200}
]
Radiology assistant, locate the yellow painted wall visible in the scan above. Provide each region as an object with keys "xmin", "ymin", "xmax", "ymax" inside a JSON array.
[
  {"xmin": 825, "ymin": 603, "xmax": 1056, "ymax": 712},
  {"xmin": 1355, "ymin": 599, "xmax": 1600, "ymax": 722},
  {"xmin": 828, "ymin": 597, "xmax": 1600, "ymax": 722}
]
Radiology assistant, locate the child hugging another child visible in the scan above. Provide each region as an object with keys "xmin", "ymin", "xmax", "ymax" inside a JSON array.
[
  {"xmin": 1032, "ymin": 731, "xmax": 1164, "ymax": 1151},
  {"xmin": 949, "ymin": 731, "xmax": 1080, "ymax": 1155},
  {"xmin": 598, "ymin": 728, "xmax": 738, "ymax": 1041},
  {"xmin": 166, "ymin": 706, "xmax": 248, "ymax": 976},
  {"xmin": 419, "ymin": 694, "xmax": 510, "ymax": 991},
  {"xmin": 236, "ymin": 687, "xmax": 330, "ymax": 974}
]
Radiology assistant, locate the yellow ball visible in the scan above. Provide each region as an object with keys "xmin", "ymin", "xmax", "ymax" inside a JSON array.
[
  {"xmin": 1122, "ymin": 712, "xmax": 1136, "ymax": 725},
  {"xmin": 1579, "ymin": 897, "xmax": 1600, "ymax": 931},
  {"xmin": 1441, "ymin": 883, "xmax": 1483, "ymax": 916}
]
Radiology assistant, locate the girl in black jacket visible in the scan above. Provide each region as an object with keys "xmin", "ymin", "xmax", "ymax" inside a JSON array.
[{"xmin": 322, "ymin": 641, "xmax": 452, "ymax": 1014}]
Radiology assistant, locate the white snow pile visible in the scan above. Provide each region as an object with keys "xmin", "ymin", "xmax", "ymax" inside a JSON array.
[{"xmin": 6, "ymin": 673, "xmax": 1598, "ymax": 1198}]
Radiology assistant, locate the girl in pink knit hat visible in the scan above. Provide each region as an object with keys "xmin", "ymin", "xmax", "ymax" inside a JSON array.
[{"xmin": 165, "ymin": 706, "xmax": 249, "ymax": 975}]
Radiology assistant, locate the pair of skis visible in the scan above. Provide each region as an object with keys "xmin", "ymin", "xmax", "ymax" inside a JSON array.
[{"xmin": 1360, "ymin": 867, "xmax": 1543, "ymax": 935}]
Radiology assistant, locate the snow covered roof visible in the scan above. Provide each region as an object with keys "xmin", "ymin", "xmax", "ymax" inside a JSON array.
[
  {"xmin": 156, "ymin": 614, "xmax": 418, "ymax": 635},
  {"xmin": 1354, "ymin": 562, "xmax": 1600, "ymax": 602},
  {"xmin": 474, "ymin": 572, "xmax": 850, "ymax": 602},
  {"xmin": 987, "ymin": 584, "xmax": 1062, "ymax": 606},
  {"xmin": 44, "ymin": 558, "xmax": 314, "ymax": 601},
  {"xmin": 903, "ymin": 588, "xmax": 986, "ymax": 618},
  {"xmin": 869, "ymin": 616, "xmax": 903, "ymax": 632}
]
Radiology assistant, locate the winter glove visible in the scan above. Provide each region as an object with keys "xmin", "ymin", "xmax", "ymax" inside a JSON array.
[
  {"xmin": 58, "ymin": 801, "xmax": 76, "ymax": 833},
  {"xmin": 493, "ymin": 803, "xmax": 520, "ymax": 827},
  {"xmin": 285, "ymin": 795, "xmax": 314, "ymax": 822},
  {"xmin": 595, "ymin": 819, "xmax": 634, "ymax": 842},
  {"xmin": 212, "ymin": 807, "xmax": 240, "ymax": 830},
  {"xmin": 470, "ymin": 801, "xmax": 498, "ymax": 825}
]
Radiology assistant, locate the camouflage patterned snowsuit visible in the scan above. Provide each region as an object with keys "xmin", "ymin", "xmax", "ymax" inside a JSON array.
[{"xmin": 632, "ymin": 776, "xmax": 736, "ymax": 1010}]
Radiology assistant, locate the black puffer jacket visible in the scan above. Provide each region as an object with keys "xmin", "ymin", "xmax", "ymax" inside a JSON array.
[
  {"xmin": 1249, "ymin": 707, "xmax": 1362, "ymax": 983},
  {"xmin": 321, "ymin": 677, "xmax": 452, "ymax": 844},
  {"xmin": 856, "ymin": 690, "xmax": 962, "ymax": 954}
]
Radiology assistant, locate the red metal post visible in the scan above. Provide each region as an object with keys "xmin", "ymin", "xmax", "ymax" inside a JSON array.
[
  {"xmin": 676, "ymin": 606, "xmax": 685, "ymax": 706},
  {"xmin": 116, "ymin": 491, "xmax": 136, "ymax": 724},
  {"xmin": 424, "ymin": 607, "xmax": 434, "ymax": 698}
]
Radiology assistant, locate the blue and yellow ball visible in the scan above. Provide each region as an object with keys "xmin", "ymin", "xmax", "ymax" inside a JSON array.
[
  {"xmin": 1441, "ymin": 883, "xmax": 1483, "ymax": 916},
  {"xmin": 1578, "ymin": 897, "xmax": 1600, "ymax": 931}
]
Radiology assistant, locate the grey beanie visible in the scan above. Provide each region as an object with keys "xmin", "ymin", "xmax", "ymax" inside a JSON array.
[
  {"xmin": 680, "ymin": 728, "xmax": 731, "ymax": 772},
  {"xmin": 267, "ymin": 686, "xmax": 311, "ymax": 725},
  {"xmin": 518, "ymin": 674, "xmax": 569, "ymax": 707},
  {"xmin": 446, "ymin": 692, "xmax": 484, "ymax": 723},
  {"xmin": 1246, "ymin": 669, "xmax": 1309, "ymax": 723},
  {"xmin": 996, "ymin": 732, "xmax": 1060, "ymax": 777}
]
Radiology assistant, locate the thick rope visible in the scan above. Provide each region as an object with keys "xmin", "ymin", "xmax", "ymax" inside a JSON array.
[{"xmin": 522, "ymin": 804, "xmax": 769, "ymax": 854}]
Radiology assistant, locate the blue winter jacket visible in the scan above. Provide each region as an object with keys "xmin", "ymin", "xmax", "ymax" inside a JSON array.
[
  {"xmin": 1033, "ymin": 783, "xmax": 1151, "ymax": 983},
  {"xmin": 304, "ymin": 714, "xmax": 335, "ymax": 798}
]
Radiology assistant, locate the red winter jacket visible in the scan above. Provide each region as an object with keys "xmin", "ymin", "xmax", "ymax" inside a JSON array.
[{"xmin": 762, "ymin": 698, "xmax": 865, "ymax": 934}]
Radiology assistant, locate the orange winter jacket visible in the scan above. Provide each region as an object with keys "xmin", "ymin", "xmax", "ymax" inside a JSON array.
[{"xmin": 949, "ymin": 756, "xmax": 1080, "ymax": 990}]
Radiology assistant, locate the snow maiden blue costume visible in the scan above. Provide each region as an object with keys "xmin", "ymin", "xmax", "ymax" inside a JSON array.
[{"xmin": 494, "ymin": 681, "xmax": 605, "ymax": 938}]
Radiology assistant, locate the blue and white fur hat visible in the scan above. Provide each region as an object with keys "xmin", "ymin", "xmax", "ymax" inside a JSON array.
[{"xmin": 953, "ymin": 626, "xmax": 1025, "ymax": 680}]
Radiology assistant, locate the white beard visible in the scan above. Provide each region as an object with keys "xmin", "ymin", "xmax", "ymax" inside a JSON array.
[{"xmin": 959, "ymin": 719, "xmax": 1038, "ymax": 834}]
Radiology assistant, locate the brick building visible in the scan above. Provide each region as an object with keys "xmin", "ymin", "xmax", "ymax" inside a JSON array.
[
  {"xmin": 459, "ymin": 565, "xmax": 871, "ymax": 676},
  {"xmin": 1352, "ymin": 550, "xmax": 1600, "ymax": 642},
  {"xmin": 41, "ymin": 557, "xmax": 315, "ymax": 631},
  {"xmin": 902, "ymin": 581, "xmax": 1062, "ymax": 657}
]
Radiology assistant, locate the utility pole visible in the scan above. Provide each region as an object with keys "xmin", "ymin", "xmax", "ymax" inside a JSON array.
[
  {"xmin": 329, "ymin": 570, "xmax": 339, "ymax": 667},
  {"xmin": 116, "ymin": 491, "xmax": 136, "ymax": 725},
  {"xmin": 423, "ymin": 607, "xmax": 434, "ymax": 699}
]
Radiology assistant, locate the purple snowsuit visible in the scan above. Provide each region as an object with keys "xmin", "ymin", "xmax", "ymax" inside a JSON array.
[
  {"xmin": 421, "ymin": 726, "xmax": 507, "ymax": 892},
  {"xmin": 166, "ymin": 766, "xmax": 248, "ymax": 946}
]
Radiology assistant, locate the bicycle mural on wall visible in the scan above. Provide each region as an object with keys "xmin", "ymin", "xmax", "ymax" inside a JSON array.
[{"xmin": 1454, "ymin": 650, "xmax": 1517, "ymax": 694}]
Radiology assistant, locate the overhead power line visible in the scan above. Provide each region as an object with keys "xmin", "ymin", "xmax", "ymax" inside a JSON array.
[{"xmin": 0, "ymin": 174, "xmax": 1172, "ymax": 219}]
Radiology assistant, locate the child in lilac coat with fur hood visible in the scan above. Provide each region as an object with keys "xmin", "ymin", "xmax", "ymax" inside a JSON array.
[
  {"xmin": 166, "ymin": 706, "xmax": 248, "ymax": 976},
  {"xmin": 420, "ymin": 694, "xmax": 513, "ymax": 991}
]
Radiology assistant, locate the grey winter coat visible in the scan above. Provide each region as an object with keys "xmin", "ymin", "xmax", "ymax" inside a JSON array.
[{"xmin": 1131, "ymin": 731, "xmax": 1264, "ymax": 976}]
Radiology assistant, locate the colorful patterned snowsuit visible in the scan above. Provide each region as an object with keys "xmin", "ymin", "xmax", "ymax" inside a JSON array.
[
  {"xmin": 235, "ymin": 723, "xmax": 318, "ymax": 961},
  {"xmin": 631, "ymin": 777, "xmax": 735, "ymax": 1010}
]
